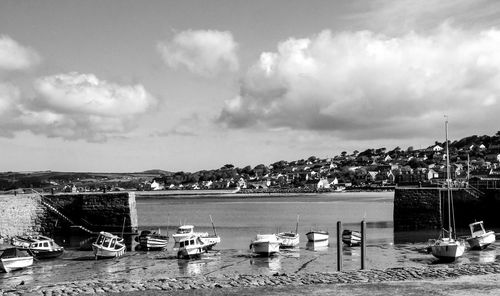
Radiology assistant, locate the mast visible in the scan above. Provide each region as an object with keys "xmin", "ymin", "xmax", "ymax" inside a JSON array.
[{"xmin": 445, "ymin": 117, "xmax": 452, "ymax": 239}]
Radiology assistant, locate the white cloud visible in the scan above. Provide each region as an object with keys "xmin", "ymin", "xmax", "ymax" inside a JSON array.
[
  {"xmin": 219, "ymin": 25, "xmax": 500, "ymax": 140},
  {"xmin": 158, "ymin": 30, "xmax": 238, "ymax": 76},
  {"xmin": 0, "ymin": 35, "xmax": 40, "ymax": 70},
  {"xmin": 0, "ymin": 73, "xmax": 157, "ymax": 142}
]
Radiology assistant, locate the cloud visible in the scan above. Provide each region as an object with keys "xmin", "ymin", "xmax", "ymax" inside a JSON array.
[
  {"xmin": 158, "ymin": 30, "xmax": 238, "ymax": 76},
  {"xmin": 0, "ymin": 35, "xmax": 40, "ymax": 71},
  {"xmin": 218, "ymin": 25, "xmax": 500, "ymax": 140},
  {"xmin": 0, "ymin": 72, "xmax": 157, "ymax": 142}
]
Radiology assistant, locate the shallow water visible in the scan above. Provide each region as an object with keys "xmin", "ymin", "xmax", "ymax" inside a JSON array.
[{"xmin": 1, "ymin": 191, "xmax": 498, "ymax": 287}]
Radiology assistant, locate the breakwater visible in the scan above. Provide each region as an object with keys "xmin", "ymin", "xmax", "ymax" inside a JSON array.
[
  {"xmin": 394, "ymin": 187, "xmax": 500, "ymax": 231},
  {"xmin": 0, "ymin": 192, "xmax": 138, "ymax": 240},
  {"xmin": 2, "ymin": 262, "xmax": 500, "ymax": 295}
]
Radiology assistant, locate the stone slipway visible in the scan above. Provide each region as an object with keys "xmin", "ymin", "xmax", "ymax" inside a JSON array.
[{"xmin": 2, "ymin": 262, "xmax": 500, "ymax": 296}]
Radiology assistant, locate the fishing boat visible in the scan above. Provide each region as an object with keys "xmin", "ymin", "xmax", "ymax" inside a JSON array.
[
  {"xmin": 342, "ymin": 229, "xmax": 362, "ymax": 247},
  {"xmin": 177, "ymin": 235, "xmax": 207, "ymax": 259},
  {"xmin": 138, "ymin": 229, "xmax": 169, "ymax": 250},
  {"xmin": 428, "ymin": 118, "xmax": 466, "ymax": 262},
  {"xmin": 250, "ymin": 234, "xmax": 282, "ymax": 256},
  {"xmin": 466, "ymin": 221, "xmax": 496, "ymax": 250},
  {"xmin": 306, "ymin": 229, "xmax": 329, "ymax": 242},
  {"xmin": 11, "ymin": 235, "xmax": 64, "ymax": 259},
  {"xmin": 0, "ymin": 248, "xmax": 33, "ymax": 273},
  {"xmin": 92, "ymin": 231, "xmax": 126, "ymax": 259},
  {"xmin": 172, "ymin": 216, "xmax": 221, "ymax": 249},
  {"xmin": 276, "ymin": 215, "xmax": 300, "ymax": 248}
]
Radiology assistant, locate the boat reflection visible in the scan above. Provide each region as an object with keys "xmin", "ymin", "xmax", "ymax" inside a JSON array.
[
  {"xmin": 250, "ymin": 255, "xmax": 281, "ymax": 272},
  {"xmin": 177, "ymin": 259, "xmax": 205, "ymax": 275},
  {"xmin": 306, "ymin": 240, "xmax": 329, "ymax": 251}
]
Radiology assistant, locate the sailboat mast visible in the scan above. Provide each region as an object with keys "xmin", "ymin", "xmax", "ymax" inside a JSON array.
[{"xmin": 445, "ymin": 117, "xmax": 452, "ymax": 239}]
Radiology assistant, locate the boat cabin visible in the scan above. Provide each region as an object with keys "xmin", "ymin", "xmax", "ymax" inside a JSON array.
[
  {"xmin": 30, "ymin": 240, "xmax": 54, "ymax": 249},
  {"xmin": 470, "ymin": 221, "xmax": 486, "ymax": 237},
  {"xmin": 95, "ymin": 232, "xmax": 121, "ymax": 249},
  {"xmin": 176, "ymin": 225, "xmax": 194, "ymax": 234},
  {"xmin": 179, "ymin": 237, "xmax": 202, "ymax": 248}
]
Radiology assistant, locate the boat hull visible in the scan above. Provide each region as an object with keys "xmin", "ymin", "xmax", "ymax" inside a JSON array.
[
  {"xmin": 306, "ymin": 231, "xmax": 329, "ymax": 242},
  {"xmin": 251, "ymin": 241, "xmax": 281, "ymax": 256},
  {"xmin": 27, "ymin": 248, "xmax": 64, "ymax": 259},
  {"xmin": 177, "ymin": 247, "xmax": 205, "ymax": 259},
  {"xmin": 342, "ymin": 230, "xmax": 361, "ymax": 246},
  {"xmin": 200, "ymin": 236, "xmax": 221, "ymax": 250},
  {"xmin": 0, "ymin": 257, "xmax": 33, "ymax": 272},
  {"xmin": 92, "ymin": 244, "xmax": 125, "ymax": 258},
  {"xmin": 430, "ymin": 240, "xmax": 465, "ymax": 262},
  {"xmin": 276, "ymin": 233, "xmax": 299, "ymax": 248},
  {"xmin": 139, "ymin": 236, "xmax": 169, "ymax": 250},
  {"xmin": 466, "ymin": 232, "xmax": 496, "ymax": 250}
]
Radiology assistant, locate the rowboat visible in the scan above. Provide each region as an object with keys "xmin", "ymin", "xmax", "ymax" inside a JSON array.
[
  {"xmin": 138, "ymin": 229, "xmax": 169, "ymax": 250},
  {"xmin": 250, "ymin": 234, "xmax": 282, "ymax": 256},
  {"xmin": 466, "ymin": 221, "xmax": 496, "ymax": 250},
  {"xmin": 0, "ymin": 248, "xmax": 33, "ymax": 272},
  {"xmin": 342, "ymin": 229, "xmax": 361, "ymax": 246},
  {"xmin": 306, "ymin": 230, "xmax": 329, "ymax": 242},
  {"xmin": 92, "ymin": 231, "xmax": 126, "ymax": 259},
  {"xmin": 277, "ymin": 215, "xmax": 300, "ymax": 248}
]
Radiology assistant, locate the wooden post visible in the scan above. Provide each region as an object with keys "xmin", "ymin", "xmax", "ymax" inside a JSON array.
[
  {"xmin": 337, "ymin": 221, "xmax": 343, "ymax": 271},
  {"xmin": 361, "ymin": 220, "xmax": 366, "ymax": 270}
]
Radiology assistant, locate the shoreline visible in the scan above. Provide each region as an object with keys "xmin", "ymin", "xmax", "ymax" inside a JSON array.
[{"xmin": 3, "ymin": 262, "xmax": 500, "ymax": 295}]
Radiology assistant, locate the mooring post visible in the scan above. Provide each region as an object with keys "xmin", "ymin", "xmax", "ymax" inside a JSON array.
[
  {"xmin": 337, "ymin": 221, "xmax": 343, "ymax": 271},
  {"xmin": 361, "ymin": 220, "xmax": 366, "ymax": 270}
]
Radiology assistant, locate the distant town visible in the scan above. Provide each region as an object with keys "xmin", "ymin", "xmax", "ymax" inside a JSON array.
[{"xmin": 2, "ymin": 132, "xmax": 500, "ymax": 194}]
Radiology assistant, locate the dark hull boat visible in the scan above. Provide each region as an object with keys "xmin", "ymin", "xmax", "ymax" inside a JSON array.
[
  {"xmin": 11, "ymin": 235, "xmax": 64, "ymax": 259},
  {"xmin": 138, "ymin": 230, "xmax": 169, "ymax": 250},
  {"xmin": 342, "ymin": 230, "xmax": 361, "ymax": 247}
]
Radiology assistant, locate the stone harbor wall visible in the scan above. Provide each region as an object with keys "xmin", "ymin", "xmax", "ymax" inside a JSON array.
[
  {"xmin": 0, "ymin": 192, "xmax": 138, "ymax": 240},
  {"xmin": 0, "ymin": 194, "xmax": 44, "ymax": 240},
  {"xmin": 394, "ymin": 187, "xmax": 500, "ymax": 231}
]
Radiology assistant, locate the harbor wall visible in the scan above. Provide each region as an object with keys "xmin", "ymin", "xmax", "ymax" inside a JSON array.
[
  {"xmin": 394, "ymin": 187, "xmax": 500, "ymax": 231},
  {"xmin": 0, "ymin": 192, "xmax": 138, "ymax": 240}
]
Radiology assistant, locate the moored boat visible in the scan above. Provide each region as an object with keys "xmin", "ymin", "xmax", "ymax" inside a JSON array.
[
  {"xmin": 276, "ymin": 232, "xmax": 299, "ymax": 248},
  {"xmin": 428, "ymin": 118, "xmax": 466, "ymax": 262},
  {"xmin": 250, "ymin": 234, "xmax": 282, "ymax": 256},
  {"xmin": 172, "ymin": 221, "xmax": 221, "ymax": 250},
  {"xmin": 138, "ymin": 229, "xmax": 169, "ymax": 250},
  {"xmin": 177, "ymin": 235, "xmax": 207, "ymax": 259},
  {"xmin": 342, "ymin": 229, "xmax": 361, "ymax": 246},
  {"xmin": 11, "ymin": 235, "xmax": 64, "ymax": 259},
  {"xmin": 306, "ymin": 230, "xmax": 329, "ymax": 242},
  {"xmin": 0, "ymin": 248, "xmax": 33, "ymax": 273},
  {"xmin": 92, "ymin": 231, "xmax": 126, "ymax": 259},
  {"xmin": 466, "ymin": 221, "xmax": 496, "ymax": 250}
]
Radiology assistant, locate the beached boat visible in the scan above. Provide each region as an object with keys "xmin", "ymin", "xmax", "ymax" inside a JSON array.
[
  {"xmin": 172, "ymin": 220, "xmax": 221, "ymax": 250},
  {"xmin": 466, "ymin": 221, "xmax": 496, "ymax": 250},
  {"xmin": 92, "ymin": 231, "xmax": 126, "ymax": 259},
  {"xmin": 138, "ymin": 229, "xmax": 169, "ymax": 250},
  {"xmin": 11, "ymin": 235, "xmax": 64, "ymax": 259},
  {"xmin": 306, "ymin": 230, "xmax": 329, "ymax": 242},
  {"xmin": 277, "ymin": 215, "xmax": 300, "ymax": 248},
  {"xmin": 177, "ymin": 235, "xmax": 207, "ymax": 259},
  {"xmin": 0, "ymin": 248, "xmax": 33, "ymax": 273},
  {"xmin": 342, "ymin": 229, "xmax": 362, "ymax": 246},
  {"xmin": 428, "ymin": 119, "xmax": 466, "ymax": 262},
  {"xmin": 250, "ymin": 234, "xmax": 282, "ymax": 256}
]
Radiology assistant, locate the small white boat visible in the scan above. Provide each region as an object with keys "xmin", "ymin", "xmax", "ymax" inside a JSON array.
[
  {"xmin": 0, "ymin": 248, "xmax": 33, "ymax": 273},
  {"xmin": 172, "ymin": 224, "xmax": 221, "ymax": 249},
  {"xmin": 342, "ymin": 229, "xmax": 362, "ymax": 246},
  {"xmin": 92, "ymin": 231, "xmax": 126, "ymax": 259},
  {"xmin": 276, "ymin": 232, "xmax": 299, "ymax": 248},
  {"xmin": 138, "ymin": 229, "xmax": 169, "ymax": 250},
  {"xmin": 250, "ymin": 234, "xmax": 282, "ymax": 256},
  {"xmin": 466, "ymin": 221, "xmax": 496, "ymax": 250},
  {"xmin": 177, "ymin": 235, "xmax": 207, "ymax": 259},
  {"xmin": 306, "ymin": 230, "xmax": 329, "ymax": 242}
]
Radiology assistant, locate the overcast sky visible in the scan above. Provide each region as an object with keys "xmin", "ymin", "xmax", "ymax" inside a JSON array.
[{"xmin": 1, "ymin": 0, "xmax": 500, "ymax": 172}]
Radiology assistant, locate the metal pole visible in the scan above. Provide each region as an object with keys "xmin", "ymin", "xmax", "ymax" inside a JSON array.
[
  {"xmin": 337, "ymin": 221, "xmax": 343, "ymax": 271},
  {"xmin": 361, "ymin": 220, "xmax": 366, "ymax": 270}
]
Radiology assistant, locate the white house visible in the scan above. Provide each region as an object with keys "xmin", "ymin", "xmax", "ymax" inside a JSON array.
[
  {"xmin": 433, "ymin": 145, "xmax": 443, "ymax": 152},
  {"xmin": 151, "ymin": 180, "xmax": 164, "ymax": 190}
]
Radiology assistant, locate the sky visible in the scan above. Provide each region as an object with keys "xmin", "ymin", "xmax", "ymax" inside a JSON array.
[{"xmin": 1, "ymin": 0, "xmax": 500, "ymax": 173}]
